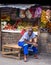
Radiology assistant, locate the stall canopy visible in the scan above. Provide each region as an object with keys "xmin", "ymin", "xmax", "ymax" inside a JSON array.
[{"xmin": 0, "ymin": 4, "xmax": 36, "ymax": 9}]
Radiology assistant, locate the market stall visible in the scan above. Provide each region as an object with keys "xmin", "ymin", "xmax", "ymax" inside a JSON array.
[
  {"xmin": 1, "ymin": 5, "xmax": 40, "ymax": 45},
  {"xmin": 0, "ymin": 4, "xmax": 51, "ymax": 54}
]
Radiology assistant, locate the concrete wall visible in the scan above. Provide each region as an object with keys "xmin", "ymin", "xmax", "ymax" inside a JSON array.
[{"xmin": 39, "ymin": 32, "xmax": 51, "ymax": 54}]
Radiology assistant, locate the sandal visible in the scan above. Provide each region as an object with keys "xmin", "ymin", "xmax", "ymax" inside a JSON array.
[{"xmin": 34, "ymin": 54, "xmax": 39, "ymax": 59}]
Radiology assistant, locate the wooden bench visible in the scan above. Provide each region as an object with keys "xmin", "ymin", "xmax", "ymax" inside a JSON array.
[{"xmin": 1, "ymin": 44, "xmax": 22, "ymax": 59}]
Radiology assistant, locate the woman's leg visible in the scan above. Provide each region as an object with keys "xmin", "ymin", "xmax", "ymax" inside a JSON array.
[
  {"xmin": 32, "ymin": 46, "xmax": 38, "ymax": 59},
  {"xmin": 18, "ymin": 42, "xmax": 28, "ymax": 61},
  {"xmin": 23, "ymin": 44, "xmax": 28, "ymax": 61}
]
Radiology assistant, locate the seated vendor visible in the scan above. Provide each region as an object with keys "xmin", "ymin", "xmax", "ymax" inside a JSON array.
[{"xmin": 18, "ymin": 27, "xmax": 38, "ymax": 62}]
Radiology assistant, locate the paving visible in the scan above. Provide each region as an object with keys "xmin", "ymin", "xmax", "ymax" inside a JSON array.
[{"xmin": 0, "ymin": 53, "xmax": 51, "ymax": 65}]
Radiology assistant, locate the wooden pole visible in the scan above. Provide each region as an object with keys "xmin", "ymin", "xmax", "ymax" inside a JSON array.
[{"xmin": 0, "ymin": 8, "xmax": 1, "ymax": 51}]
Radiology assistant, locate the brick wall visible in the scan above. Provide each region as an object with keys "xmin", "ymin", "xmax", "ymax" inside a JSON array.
[{"xmin": 1, "ymin": 32, "xmax": 22, "ymax": 45}]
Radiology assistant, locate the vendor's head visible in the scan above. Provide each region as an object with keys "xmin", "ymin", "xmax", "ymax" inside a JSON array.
[{"xmin": 28, "ymin": 27, "xmax": 33, "ymax": 36}]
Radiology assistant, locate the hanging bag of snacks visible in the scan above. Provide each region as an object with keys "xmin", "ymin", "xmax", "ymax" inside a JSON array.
[
  {"xmin": 19, "ymin": 9, "xmax": 26, "ymax": 18},
  {"xmin": 34, "ymin": 7, "xmax": 42, "ymax": 18},
  {"xmin": 26, "ymin": 9, "xmax": 32, "ymax": 19},
  {"xmin": 46, "ymin": 9, "xmax": 51, "ymax": 21}
]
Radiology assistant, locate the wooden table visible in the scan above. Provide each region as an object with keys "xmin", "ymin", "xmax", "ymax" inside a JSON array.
[{"xmin": 1, "ymin": 44, "xmax": 22, "ymax": 59}]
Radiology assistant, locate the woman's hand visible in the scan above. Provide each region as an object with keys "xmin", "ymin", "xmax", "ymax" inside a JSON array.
[
  {"xmin": 32, "ymin": 43, "xmax": 38, "ymax": 47},
  {"xmin": 24, "ymin": 39, "xmax": 32, "ymax": 44},
  {"xmin": 29, "ymin": 39, "xmax": 33, "ymax": 43}
]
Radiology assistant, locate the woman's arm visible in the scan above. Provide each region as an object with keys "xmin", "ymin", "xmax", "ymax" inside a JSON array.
[
  {"xmin": 24, "ymin": 39, "xmax": 32, "ymax": 44},
  {"xmin": 32, "ymin": 37, "xmax": 38, "ymax": 47}
]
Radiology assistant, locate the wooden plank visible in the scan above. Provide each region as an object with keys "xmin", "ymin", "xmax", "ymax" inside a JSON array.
[
  {"xmin": 2, "ymin": 51, "xmax": 20, "ymax": 55},
  {"xmin": 2, "ymin": 44, "xmax": 22, "ymax": 49},
  {"xmin": 2, "ymin": 55, "xmax": 20, "ymax": 60}
]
